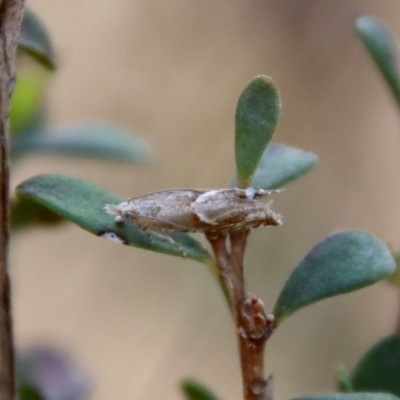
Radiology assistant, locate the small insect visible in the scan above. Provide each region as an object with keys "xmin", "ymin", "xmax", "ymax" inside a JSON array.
[{"xmin": 104, "ymin": 187, "xmax": 282, "ymax": 234}]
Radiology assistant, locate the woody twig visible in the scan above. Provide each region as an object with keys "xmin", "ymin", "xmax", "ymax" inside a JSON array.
[
  {"xmin": 0, "ymin": 1, "xmax": 25, "ymax": 399},
  {"xmin": 207, "ymin": 229, "xmax": 275, "ymax": 400}
]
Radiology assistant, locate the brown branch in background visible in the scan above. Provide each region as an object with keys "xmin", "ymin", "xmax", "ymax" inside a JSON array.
[
  {"xmin": 0, "ymin": 1, "xmax": 25, "ymax": 399},
  {"xmin": 207, "ymin": 229, "xmax": 275, "ymax": 400}
]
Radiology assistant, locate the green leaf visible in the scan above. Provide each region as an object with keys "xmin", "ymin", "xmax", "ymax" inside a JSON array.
[
  {"xmin": 16, "ymin": 174, "xmax": 213, "ymax": 264},
  {"xmin": 292, "ymin": 394, "xmax": 400, "ymax": 400},
  {"xmin": 10, "ymin": 71, "xmax": 48, "ymax": 135},
  {"xmin": 181, "ymin": 379, "xmax": 220, "ymax": 400},
  {"xmin": 336, "ymin": 365, "xmax": 353, "ymax": 393},
  {"xmin": 386, "ymin": 252, "xmax": 400, "ymax": 287},
  {"xmin": 273, "ymin": 231, "xmax": 395, "ymax": 322},
  {"xmin": 11, "ymin": 124, "xmax": 151, "ymax": 163},
  {"xmin": 355, "ymin": 15, "xmax": 400, "ymax": 108},
  {"xmin": 352, "ymin": 334, "xmax": 400, "ymax": 396},
  {"xmin": 11, "ymin": 197, "xmax": 63, "ymax": 231},
  {"xmin": 232, "ymin": 142, "xmax": 319, "ymax": 189},
  {"xmin": 235, "ymin": 75, "xmax": 281, "ymax": 187},
  {"xmin": 19, "ymin": 385, "xmax": 45, "ymax": 400},
  {"xmin": 19, "ymin": 8, "xmax": 56, "ymax": 70}
]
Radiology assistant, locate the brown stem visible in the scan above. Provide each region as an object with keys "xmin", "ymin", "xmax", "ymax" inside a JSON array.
[
  {"xmin": 207, "ymin": 230, "xmax": 275, "ymax": 400},
  {"xmin": 230, "ymin": 230, "xmax": 268, "ymax": 400},
  {"xmin": 0, "ymin": 1, "xmax": 25, "ymax": 399},
  {"xmin": 206, "ymin": 232, "xmax": 234, "ymax": 303}
]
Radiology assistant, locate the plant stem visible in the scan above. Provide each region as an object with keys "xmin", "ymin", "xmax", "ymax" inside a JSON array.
[
  {"xmin": 0, "ymin": 1, "xmax": 25, "ymax": 399},
  {"xmin": 207, "ymin": 230, "xmax": 275, "ymax": 400},
  {"xmin": 205, "ymin": 233, "xmax": 233, "ymax": 307}
]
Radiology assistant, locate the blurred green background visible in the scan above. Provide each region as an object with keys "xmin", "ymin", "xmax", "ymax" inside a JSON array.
[{"xmin": 12, "ymin": 1, "xmax": 400, "ymax": 400}]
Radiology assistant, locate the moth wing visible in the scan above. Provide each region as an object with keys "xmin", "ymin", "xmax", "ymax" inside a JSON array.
[{"xmin": 128, "ymin": 189, "xmax": 206, "ymax": 205}]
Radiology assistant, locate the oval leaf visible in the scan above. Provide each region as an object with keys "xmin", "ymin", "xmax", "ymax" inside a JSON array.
[
  {"xmin": 11, "ymin": 124, "xmax": 150, "ymax": 163},
  {"xmin": 16, "ymin": 174, "xmax": 213, "ymax": 264},
  {"xmin": 235, "ymin": 75, "xmax": 281, "ymax": 187},
  {"xmin": 273, "ymin": 231, "xmax": 395, "ymax": 322},
  {"xmin": 355, "ymin": 16, "xmax": 400, "ymax": 107},
  {"xmin": 352, "ymin": 334, "xmax": 400, "ymax": 396},
  {"xmin": 292, "ymin": 394, "xmax": 400, "ymax": 400},
  {"xmin": 19, "ymin": 8, "xmax": 56, "ymax": 70},
  {"xmin": 181, "ymin": 379, "xmax": 220, "ymax": 400},
  {"xmin": 232, "ymin": 143, "xmax": 319, "ymax": 189}
]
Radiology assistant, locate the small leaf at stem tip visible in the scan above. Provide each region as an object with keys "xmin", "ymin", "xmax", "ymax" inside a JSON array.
[
  {"xmin": 11, "ymin": 123, "xmax": 151, "ymax": 163},
  {"xmin": 273, "ymin": 231, "xmax": 396, "ymax": 322},
  {"xmin": 231, "ymin": 142, "xmax": 319, "ymax": 189},
  {"xmin": 18, "ymin": 8, "xmax": 56, "ymax": 70},
  {"xmin": 336, "ymin": 365, "xmax": 353, "ymax": 393},
  {"xmin": 291, "ymin": 394, "xmax": 400, "ymax": 400},
  {"xmin": 235, "ymin": 75, "xmax": 281, "ymax": 187},
  {"xmin": 15, "ymin": 174, "xmax": 213, "ymax": 264},
  {"xmin": 181, "ymin": 379, "xmax": 221, "ymax": 400},
  {"xmin": 354, "ymin": 15, "xmax": 400, "ymax": 108},
  {"xmin": 352, "ymin": 334, "xmax": 400, "ymax": 396}
]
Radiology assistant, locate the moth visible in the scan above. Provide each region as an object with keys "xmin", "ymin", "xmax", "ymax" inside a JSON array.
[{"xmin": 104, "ymin": 187, "xmax": 282, "ymax": 234}]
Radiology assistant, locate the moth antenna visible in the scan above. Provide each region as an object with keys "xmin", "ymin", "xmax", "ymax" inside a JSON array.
[{"xmin": 258, "ymin": 188, "xmax": 285, "ymax": 196}]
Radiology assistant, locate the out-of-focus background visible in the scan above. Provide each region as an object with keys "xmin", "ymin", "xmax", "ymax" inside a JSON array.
[{"xmin": 11, "ymin": 1, "xmax": 400, "ymax": 399}]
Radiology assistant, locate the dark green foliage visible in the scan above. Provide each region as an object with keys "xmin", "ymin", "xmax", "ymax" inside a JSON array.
[
  {"xmin": 292, "ymin": 394, "xmax": 400, "ymax": 400},
  {"xmin": 352, "ymin": 334, "xmax": 400, "ymax": 396},
  {"xmin": 19, "ymin": 8, "xmax": 56, "ymax": 70},
  {"xmin": 181, "ymin": 379, "xmax": 220, "ymax": 400},
  {"xmin": 232, "ymin": 142, "xmax": 319, "ymax": 189},
  {"xmin": 235, "ymin": 76, "xmax": 281, "ymax": 187},
  {"xmin": 11, "ymin": 197, "xmax": 62, "ymax": 230},
  {"xmin": 273, "ymin": 231, "xmax": 395, "ymax": 322},
  {"xmin": 11, "ymin": 123, "xmax": 150, "ymax": 163},
  {"xmin": 355, "ymin": 16, "xmax": 400, "ymax": 107},
  {"xmin": 19, "ymin": 385, "xmax": 45, "ymax": 400}
]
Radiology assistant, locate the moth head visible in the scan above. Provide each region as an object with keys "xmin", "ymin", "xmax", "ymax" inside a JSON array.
[
  {"xmin": 104, "ymin": 201, "xmax": 139, "ymax": 222},
  {"xmin": 104, "ymin": 203, "xmax": 125, "ymax": 222}
]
